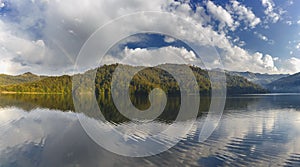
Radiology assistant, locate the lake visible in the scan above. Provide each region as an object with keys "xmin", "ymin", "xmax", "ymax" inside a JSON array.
[{"xmin": 1, "ymin": 94, "xmax": 300, "ymax": 166}]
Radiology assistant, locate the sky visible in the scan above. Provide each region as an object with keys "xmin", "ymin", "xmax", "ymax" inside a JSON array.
[{"xmin": 0, "ymin": 0, "xmax": 300, "ymax": 75}]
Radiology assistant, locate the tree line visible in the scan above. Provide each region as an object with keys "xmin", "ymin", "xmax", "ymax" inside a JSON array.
[{"xmin": 0, "ymin": 64, "xmax": 267, "ymax": 95}]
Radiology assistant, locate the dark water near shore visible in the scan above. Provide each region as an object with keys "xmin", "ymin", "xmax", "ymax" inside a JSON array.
[{"xmin": 1, "ymin": 94, "xmax": 300, "ymax": 167}]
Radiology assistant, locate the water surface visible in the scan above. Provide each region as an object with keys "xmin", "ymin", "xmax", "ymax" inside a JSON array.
[{"xmin": 1, "ymin": 94, "xmax": 300, "ymax": 166}]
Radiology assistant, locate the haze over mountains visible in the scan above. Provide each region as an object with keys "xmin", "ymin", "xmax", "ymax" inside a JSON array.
[
  {"xmin": 229, "ymin": 71, "xmax": 300, "ymax": 93},
  {"xmin": 227, "ymin": 71, "xmax": 289, "ymax": 87},
  {"xmin": 266, "ymin": 73, "xmax": 300, "ymax": 93}
]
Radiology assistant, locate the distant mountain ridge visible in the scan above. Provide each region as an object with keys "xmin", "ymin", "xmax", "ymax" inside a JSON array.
[
  {"xmin": 228, "ymin": 71, "xmax": 300, "ymax": 93},
  {"xmin": 266, "ymin": 72, "xmax": 300, "ymax": 93},
  {"xmin": 227, "ymin": 71, "xmax": 289, "ymax": 87}
]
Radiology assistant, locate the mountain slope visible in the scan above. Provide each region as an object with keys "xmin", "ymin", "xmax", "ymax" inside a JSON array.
[
  {"xmin": 227, "ymin": 71, "xmax": 288, "ymax": 87},
  {"xmin": 0, "ymin": 75, "xmax": 72, "ymax": 94},
  {"xmin": 267, "ymin": 73, "xmax": 300, "ymax": 93},
  {"xmin": 225, "ymin": 74, "xmax": 267, "ymax": 94},
  {"xmin": 0, "ymin": 72, "xmax": 45, "ymax": 86}
]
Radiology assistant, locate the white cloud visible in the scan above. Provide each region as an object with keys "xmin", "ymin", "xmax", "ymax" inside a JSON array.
[
  {"xmin": 254, "ymin": 31, "xmax": 268, "ymax": 41},
  {"xmin": 0, "ymin": 20, "xmax": 48, "ymax": 74},
  {"xmin": 206, "ymin": 1, "xmax": 236, "ymax": 31},
  {"xmin": 287, "ymin": 0, "xmax": 294, "ymax": 5},
  {"xmin": 228, "ymin": 0, "xmax": 261, "ymax": 28},
  {"xmin": 104, "ymin": 44, "xmax": 282, "ymax": 74},
  {"xmin": 296, "ymin": 43, "xmax": 300, "ymax": 49},
  {"xmin": 253, "ymin": 31, "xmax": 274, "ymax": 44},
  {"xmin": 0, "ymin": 0, "xmax": 298, "ymax": 75},
  {"xmin": 286, "ymin": 21, "xmax": 292, "ymax": 26},
  {"xmin": 0, "ymin": 0, "xmax": 75, "ymax": 75},
  {"xmin": 238, "ymin": 41, "xmax": 246, "ymax": 47},
  {"xmin": 263, "ymin": 54, "xmax": 275, "ymax": 69},
  {"xmin": 0, "ymin": 0, "xmax": 173, "ymax": 75},
  {"xmin": 221, "ymin": 46, "xmax": 278, "ymax": 73},
  {"xmin": 231, "ymin": 37, "xmax": 246, "ymax": 47},
  {"xmin": 103, "ymin": 46, "xmax": 197, "ymax": 66},
  {"xmin": 261, "ymin": 0, "xmax": 280, "ymax": 23},
  {"xmin": 0, "ymin": 1, "xmax": 4, "ymax": 8},
  {"xmin": 164, "ymin": 36, "xmax": 176, "ymax": 43},
  {"xmin": 275, "ymin": 57, "xmax": 300, "ymax": 74}
]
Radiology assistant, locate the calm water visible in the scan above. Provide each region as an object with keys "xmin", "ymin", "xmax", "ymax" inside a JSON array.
[{"xmin": 1, "ymin": 94, "xmax": 300, "ymax": 166}]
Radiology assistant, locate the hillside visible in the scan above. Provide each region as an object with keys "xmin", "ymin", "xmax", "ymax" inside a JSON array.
[
  {"xmin": 0, "ymin": 75, "xmax": 72, "ymax": 94},
  {"xmin": 225, "ymin": 74, "xmax": 267, "ymax": 94},
  {"xmin": 93, "ymin": 64, "xmax": 211, "ymax": 95},
  {"xmin": 267, "ymin": 73, "xmax": 300, "ymax": 93},
  {"xmin": 0, "ymin": 72, "xmax": 46, "ymax": 86},
  {"xmin": 0, "ymin": 64, "xmax": 267, "ymax": 95},
  {"xmin": 227, "ymin": 71, "xmax": 288, "ymax": 87}
]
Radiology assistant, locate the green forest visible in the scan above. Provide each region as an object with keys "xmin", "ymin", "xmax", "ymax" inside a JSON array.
[
  {"xmin": 0, "ymin": 72, "xmax": 45, "ymax": 86},
  {"xmin": 0, "ymin": 64, "xmax": 267, "ymax": 95},
  {"xmin": 0, "ymin": 75, "xmax": 72, "ymax": 94}
]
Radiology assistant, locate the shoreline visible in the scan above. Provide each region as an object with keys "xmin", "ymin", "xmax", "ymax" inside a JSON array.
[{"xmin": 0, "ymin": 91, "xmax": 66, "ymax": 95}]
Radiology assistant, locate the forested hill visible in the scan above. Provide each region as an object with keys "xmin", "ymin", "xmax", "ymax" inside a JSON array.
[
  {"xmin": 0, "ymin": 64, "xmax": 267, "ymax": 95},
  {"xmin": 93, "ymin": 64, "xmax": 267, "ymax": 95},
  {"xmin": 0, "ymin": 75, "xmax": 72, "ymax": 94},
  {"xmin": 0, "ymin": 72, "xmax": 46, "ymax": 86}
]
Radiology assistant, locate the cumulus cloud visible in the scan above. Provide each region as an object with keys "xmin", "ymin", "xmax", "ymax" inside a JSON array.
[
  {"xmin": 206, "ymin": 1, "xmax": 236, "ymax": 31},
  {"xmin": 0, "ymin": 20, "xmax": 48, "ymax": 74},
  {"xmin": 227, "ymin": 0, "xmax": 261, "ymax": 28},
  {"xmin": 0, "ymin": 0, "xmax": 172, "ymax": 74},
  {"xmin": 103, "ymin": 44, "xmax": 282, "ymax": 74},
  {"xmin": 261, "ymin": 0, "xmax": 281, "ymax": 23},
  {"xmin": 0, "ymin": 0, "xmax": 75, "ymax": 75},
  {"xmin": 275, "ymin": 57, "xmax": 300, "ymax": 74},
  {"xmin": 103, "ymin": 46, "xmax": 197, "ymax": 66},
  {"xmin": 221, "ymin": 46, "xmax": 278, "ymax": 73},
  {"xmin": 0, "ymin": 0, "xmax": 298, "ymax": 75}
]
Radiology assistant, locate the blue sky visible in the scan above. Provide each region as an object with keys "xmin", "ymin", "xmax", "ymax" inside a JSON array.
[{"xmin": 0, "ymin": 0, "xmax": 299, "ymax": 75}]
